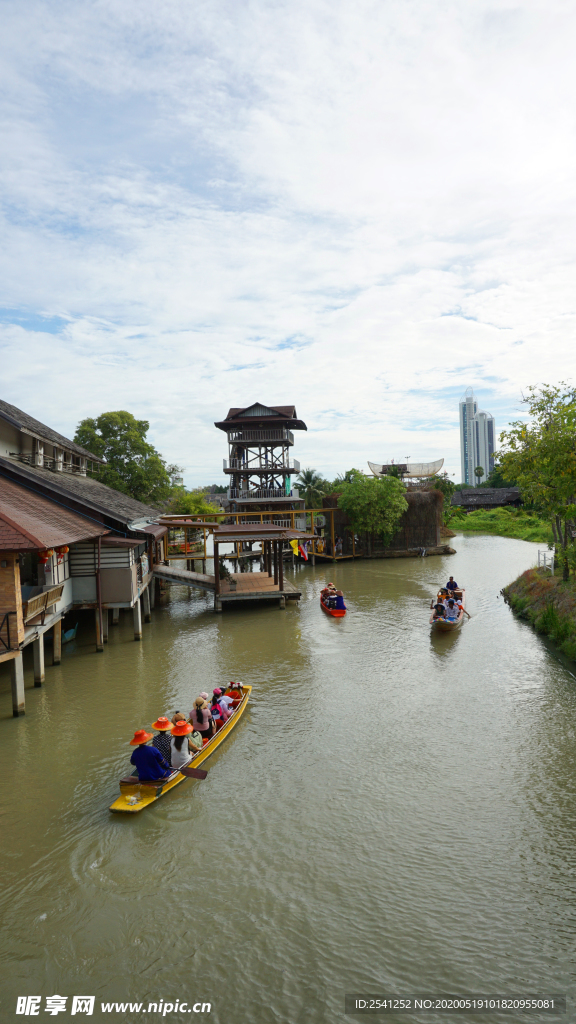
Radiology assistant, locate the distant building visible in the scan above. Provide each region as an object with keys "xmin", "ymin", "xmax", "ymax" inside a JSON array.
[{"xmin": 459, "ymin": 388, "xmax": 495, "ymax": 486}]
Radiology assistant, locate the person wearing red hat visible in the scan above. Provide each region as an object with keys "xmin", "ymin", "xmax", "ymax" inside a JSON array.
[
  {"xmin": 170, "ymin": 720, "xmax": 205, "ymax": 768},
  {"xmin": 129, "ymin": 730, "xmax": 172, "ymax": 781},
  {"xmin": 151, "ymin": 717, "xmax": 173, "ymax": 762}
]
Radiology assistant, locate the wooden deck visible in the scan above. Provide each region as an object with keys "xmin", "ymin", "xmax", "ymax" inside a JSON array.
[
  {"xmin": 153, "ymin": 564, "xmax": 300, "ymax": 608},
  {"xmin": 220, "ymin": 574, "xmax": 300, "ymax": 603}
]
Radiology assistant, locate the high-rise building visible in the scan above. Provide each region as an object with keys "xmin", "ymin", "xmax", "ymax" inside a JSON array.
[{"xmin": 459, "ymin": 388, "xmax": 495, "ymax": 486}]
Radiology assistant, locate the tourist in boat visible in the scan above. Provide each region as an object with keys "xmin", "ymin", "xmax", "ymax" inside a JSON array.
[
  {"xmin": 129, "ymin": 729, "xmax": 173, "ymax": 781},
  {"xmin": 211, "ymin": 688, "xmax": 231, "ymax": 724},
  {"xmin": 170, "ymin": 720, "xmax": 195, "ymax": 770},
  {"xmin": 151, "ymin": 717, "xmax": 173, "ymax": 762},
  {"xmin": 446, "ymin": 576, "xmax": 459, "ymax": 592},
  {"xmin": 334, "ymin": 590, "xmax": 346, "ymax": 610},
  {"xmin": 451, "ymin": 596, "xmax": 471, "ymax": 619},
  {"xmin": 445, "ymin": 599, "xmax": 460, "ymax": 621},
  {"xmin": 215, "ymin": 687, "xmax": 235, "ymax": 714},
  {"xmin": 431, "ymin": 603, "xmax": 446, "ymax": 620},
  {"xmin": 190, "ymin": 697, "xmax": 215, "ymax": 741}
]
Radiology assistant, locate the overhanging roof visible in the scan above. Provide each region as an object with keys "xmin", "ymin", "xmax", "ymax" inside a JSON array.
[
  {"xmin": 215, "ymin": 403, "xmax": 307, "ymax": 431},
  {"xmin": 0, "ymin": 399, "xmax": 105, "ymax": 462},
  {"xmin": 0, "ymin": 477, "xmax": 109, "ymax": 551}
]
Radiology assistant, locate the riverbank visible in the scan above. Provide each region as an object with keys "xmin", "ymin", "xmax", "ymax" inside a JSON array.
[
  {"xmin": 503, "ymin": 567, "xmax": 576, "ymax": 661},
  {"xmin": 452, "ymin": 507, "xmax": 552, "ymax": 543}
]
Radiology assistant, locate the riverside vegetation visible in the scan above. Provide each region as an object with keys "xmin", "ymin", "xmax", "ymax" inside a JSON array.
[
  {"xmin": 504, "ymin": 568, "xmax": 576, "ymax": 663},
  {"xmin": 450, "ymin": 507, "xmax": 552, "ymax": 543}
]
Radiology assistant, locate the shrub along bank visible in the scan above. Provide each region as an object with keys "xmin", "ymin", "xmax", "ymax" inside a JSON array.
[
  {"xmin": 503, "ymin": 569, "xmax": 576, "ymax": 662},
  {"xmin": 452, "ymin": 507, "xmax": 552, "ymax": 544}
]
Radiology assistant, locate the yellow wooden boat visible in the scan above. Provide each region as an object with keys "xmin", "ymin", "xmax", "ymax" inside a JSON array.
[
  {"xmin": 430, "ymin": 589, "xmax": 466, "ymax": 632},
  {"xmin": 110, "ymin": 684, "xmax": 251, "ymax": 813}
]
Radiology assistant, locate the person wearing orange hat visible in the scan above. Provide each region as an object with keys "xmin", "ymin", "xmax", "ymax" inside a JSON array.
[
  {"xmin": 129, "ymin": 729, "xmax": 172, "ymax": 781},
  {"xmin": 151, "ymin": 716, "xmax": 173, "ymax": 762},
  {"xmin": 169, "ymin": 720, "xmax": 196, "ymax": 770}
]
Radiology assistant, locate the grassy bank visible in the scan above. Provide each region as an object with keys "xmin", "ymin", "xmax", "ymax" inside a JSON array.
[
  {"xmin": 451, "ymin": 507, "xmax": 552, "ymax": 543},
  {"xmin": 503, "ymin": 568, "xmax": 576, "ymax": 662}
]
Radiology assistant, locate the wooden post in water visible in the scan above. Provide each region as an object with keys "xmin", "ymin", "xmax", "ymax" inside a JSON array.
[
  {"xmin": 33, "ymin": 634, "xmax": 45, "ymax": 686},
  {"xmin": 53, "ymin": 619, "xmax": 62, "ymax": 665},
  {"xmin": 214, "ymin": 542, "xmax": 222, "ymax": 612},
  {"xmin": 278, "ymin": 541, "xmax": 284, "ymax": 592},
  {"xmin": 102, "ymin": 608, "xmax": 109, "ymax": 643},
  {"xmin": 274, "ymin": 541, "xmax": 279, "ymax": 585},
  {"xmin": 150, "ymin": 582, "xmax": 156, "ymax": 610},
  {"xmin": 142, "ymin": 586, "xmax": 151, "ymax": 623},
  {"xmin": 95, "ymin": 609, "xmax": 104, "ymax": 651},
  {"xmin": 112, "ymin": 607, "xmax": 120, "ymax": 625},
  {"xmin": 133, "ymin": 598, "xmax": 142, "ymax": 641},
  {"xmin": 11, "ymin": 653, "xmax": 25, "ymax": 716}
]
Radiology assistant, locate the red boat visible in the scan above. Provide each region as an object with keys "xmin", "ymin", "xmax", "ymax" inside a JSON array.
[{"xmin": 320, "ymin": 595, "xmax": 347, "ymax": 618}]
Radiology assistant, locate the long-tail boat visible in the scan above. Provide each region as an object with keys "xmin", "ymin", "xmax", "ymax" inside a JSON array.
[
  {"xmin": 430, "ymin": 589, "xmax": 466, "ymax": 631},
  {"xmin": 110, "ymin": 684, "xmax": 251, "ymax": 813},
  {"xmin": 320, "ymin": 594, "xmax": 347, "ymax": 618}
]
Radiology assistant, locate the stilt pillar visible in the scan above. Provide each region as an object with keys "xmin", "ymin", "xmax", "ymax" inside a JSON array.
[
  {"xmin": 150, "ymin": 581, "xmax": 156, "ymax": 610},
  {"xmin": 53, "ymin": 619, "xmax": 62, "ymax": 665},
  {"xmin": 133, "ymin": 598, "xmax": 142, "ymax": 640},
  {"xmin": 112, "ymin": 607, "xmax": 120, "ymax": 625},
  {"xmin": 33, "ymin": 634, "xmax": 45, "ymax": 686},
  {"xmin": 102, "ymin": 608, "xmax": 109, "ymax": 643},
  {"xmin": 279, "ymin": 595, "xmax": 286, "ymax": 609},
  {"xmin": 278, "ymin": 541, "xmax": 284, "ymax": 591},
  {"xmin": 95, "ymin": 609, "xmax": 104, "ymax": 652},
  {"xmin": 142, "ymin": 586, "xmax": 151, "ymax": 622},
  {"xmin": 273, "ymin": 541, "xmax": 279, "ymax": 585},
  {"xmin": 11, "ymin": 653, "xmax": 25, "ymax": 716}
]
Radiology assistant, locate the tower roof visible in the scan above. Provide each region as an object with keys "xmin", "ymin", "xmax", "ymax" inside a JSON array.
[{"xmin": 215, "ymin": 403, "xmax": 307, "ymax": 431}]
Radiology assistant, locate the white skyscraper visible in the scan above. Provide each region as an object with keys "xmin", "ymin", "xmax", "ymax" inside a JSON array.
[{"xmin": 459, "ymin": 388, "xmax": 496, "ymax": 486}]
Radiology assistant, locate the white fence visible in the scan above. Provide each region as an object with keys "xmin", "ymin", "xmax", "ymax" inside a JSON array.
[{"xmin": 538, "ymin": 550, "xmax": 555, "ymax": 573}]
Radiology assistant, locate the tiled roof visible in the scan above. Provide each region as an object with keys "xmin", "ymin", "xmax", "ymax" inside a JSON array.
[
  {"xmin": 0, "ymin": 477, "xmax": 108, "ymax": 550},
  {"xmin": 0, "ymin": 458, "xmax": 160, "ymax": 528},
  {"xmin": 0, "ymin": 399, "xmax": 103, "ymax": 461}
]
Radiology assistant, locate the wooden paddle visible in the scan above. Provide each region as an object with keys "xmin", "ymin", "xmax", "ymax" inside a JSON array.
[{"xmin": 178, "ymin": 766, "xmax": 208, "ymax": 780}]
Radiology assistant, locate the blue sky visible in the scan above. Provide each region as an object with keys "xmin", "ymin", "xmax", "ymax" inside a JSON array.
[{"xmin": 1, "ymin": 0, "xmax": 575, "ymax": 485}]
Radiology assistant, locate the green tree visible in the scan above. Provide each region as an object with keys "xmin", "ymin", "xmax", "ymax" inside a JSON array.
[
  {"xmin": 166, "ymin": 491, "xmax": 219, "ymax": 517},
  {"xmin": 499, "ymin": 383, "xmax": 576, "ymax": 579},
  {"xmin": 336, "ymin": 471, "xmax": 408, "ymax": 548},
  {"xmin": 474, "ymin": 465, "xmax": 485, "ymax": 484},
  {"xmin": 74, "ymin": 411, "xmax": 172, "ymax": 505},
  {"xmin": 296, "ymin": 468, "xmax": 329, "ymax": 507}
]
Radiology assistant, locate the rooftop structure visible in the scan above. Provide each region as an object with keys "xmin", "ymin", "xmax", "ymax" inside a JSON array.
[
  {"xmin": 368, "ymin": 458, "xmax": 444, "ymax": 480},
  {"xmin": 215, "ymin": 403, "xmax": 306, "ymax": 512}
]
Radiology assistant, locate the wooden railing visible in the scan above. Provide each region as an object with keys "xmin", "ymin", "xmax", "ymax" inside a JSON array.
[
  {"xmin": 0, "ymin": 611, "xmax": 17, "ymax": 652},
  {"xmin": 22, "ymin": 584, "xmax": 65, "ymax": 624}
]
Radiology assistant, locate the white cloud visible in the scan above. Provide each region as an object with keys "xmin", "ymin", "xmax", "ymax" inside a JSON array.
[{"xmin": 1, "ymin": 0, "xmax": 575, "ymax": 485}]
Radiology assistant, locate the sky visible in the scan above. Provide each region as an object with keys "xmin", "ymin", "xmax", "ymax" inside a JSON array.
[{"xmin": 1, "ymin": 0, "xmax": 575, "ymax": 487}]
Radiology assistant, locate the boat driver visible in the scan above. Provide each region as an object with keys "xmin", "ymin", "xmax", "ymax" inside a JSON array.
[{"xmin": 446, "ymin": 576, "xmax": 459, "ymax": 592}]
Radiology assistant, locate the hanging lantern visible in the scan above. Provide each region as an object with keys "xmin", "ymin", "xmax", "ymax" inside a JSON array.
[{"xmin": 38, "ymin": 549, "xmax": 54, "ymax": 564}]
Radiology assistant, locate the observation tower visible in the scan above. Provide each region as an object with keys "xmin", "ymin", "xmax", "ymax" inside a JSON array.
[{"xmin": 215, "ymin": 403, "xmax": 307, "ymax": 515}]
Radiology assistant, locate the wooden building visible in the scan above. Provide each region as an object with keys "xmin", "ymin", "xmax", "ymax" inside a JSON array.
[{"xmin": 0, "ymin": 401, "xmax": 168, "ymax": 716}]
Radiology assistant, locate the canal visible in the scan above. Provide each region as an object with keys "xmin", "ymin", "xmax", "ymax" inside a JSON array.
[{"xmin": 1, "ymin": 534, "xmax": 575, "ymax": 1023}]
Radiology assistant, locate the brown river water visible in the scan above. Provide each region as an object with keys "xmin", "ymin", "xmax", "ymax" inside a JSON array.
[{"xmin": 1, "ymin": 534, "xmax": 575, "ymax": 1024}]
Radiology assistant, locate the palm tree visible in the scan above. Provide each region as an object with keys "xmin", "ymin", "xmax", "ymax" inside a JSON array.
[
  {"xmin": 474, "ymin": 465, "xmax": 485, "ymax": 485},
  {"xmin": 296, "ymin": 468, "xmax": 327, "ymax": 508}
]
